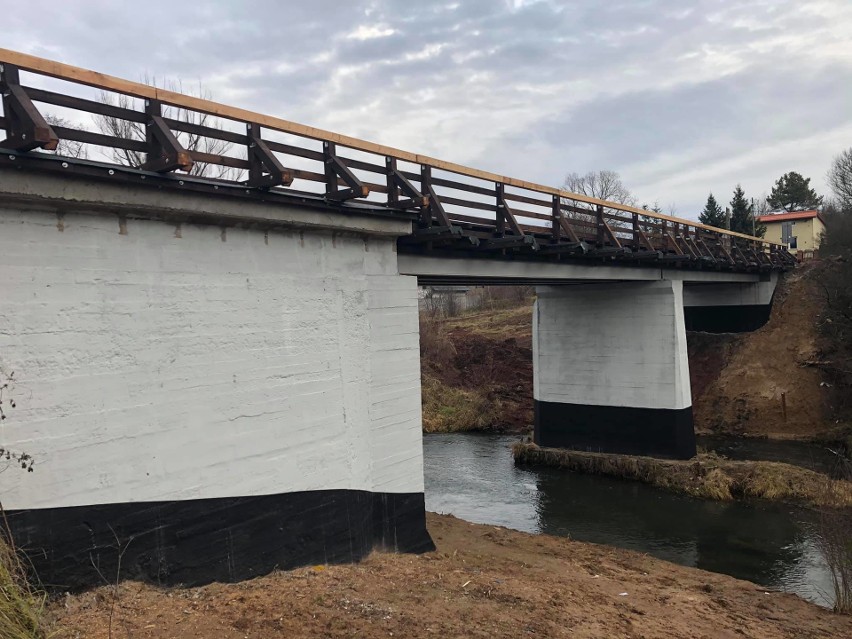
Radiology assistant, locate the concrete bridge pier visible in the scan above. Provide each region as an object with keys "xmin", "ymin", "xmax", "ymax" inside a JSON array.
[{"xmin": 533, "ymin": 280, "xmax": 696, "ymax": 459}]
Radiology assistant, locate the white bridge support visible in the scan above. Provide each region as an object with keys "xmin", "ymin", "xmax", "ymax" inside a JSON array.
[
  {"xmin": 533, "ymin": 280, "xmax": 696, "ymax": 459},
  {"xmin": 0, "ymin": 171, "xmax": 433, "ymax": 589}
]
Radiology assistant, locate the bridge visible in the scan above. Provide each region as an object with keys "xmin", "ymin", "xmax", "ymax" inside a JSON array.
[{"xmin": 0, "ymin": 50, "xmax": 792, "ymax": 589}]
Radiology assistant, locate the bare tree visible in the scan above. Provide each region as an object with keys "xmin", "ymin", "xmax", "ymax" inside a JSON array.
[
  {"xmin": 561, "ymin": 169, "xmax": 636, "ymax": 232},
  {"xmin": 43, "ymin": 113, "xmax": 87, "ymax": 159},
  {"xmin": 562, "ymin": 170, "xmax": 637, "ymax": 207},
  {"xmin": 754, "ymin": 194, "xmax": 771, "ymax": 217},
  {"xmin": 828, "ymin": 147, "xmax": 852, "ymax": 209},
  {"xmin": 94, "ymin": 76, "xmax": 244, "ymax": 180}
]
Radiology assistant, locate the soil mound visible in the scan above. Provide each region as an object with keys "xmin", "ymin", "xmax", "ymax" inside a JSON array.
[{"xmin": 691, "ymin": 262, "xmax": 836, "ymax": 439}]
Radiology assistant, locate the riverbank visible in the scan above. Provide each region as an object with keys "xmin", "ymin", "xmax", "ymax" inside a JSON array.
[
  {"xmin": 420, "ymin": 300, "xmax": 533, "ymax": 433},
  {"xmin": 513, "ymin": 442, "xmax": 852, "ymax": 507},
  {"xmin": 50, "ymin": 513, "xmax": 851, "ymax": 638}
]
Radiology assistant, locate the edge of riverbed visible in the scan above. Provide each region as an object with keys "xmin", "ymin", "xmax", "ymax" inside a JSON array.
[{"xmin": 512, "ymin": 442, "xmax": 852, "ymax": 508}]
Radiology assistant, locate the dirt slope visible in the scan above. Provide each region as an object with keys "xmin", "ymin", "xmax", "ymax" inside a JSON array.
[
  {"xmin": 421, "ymin": 303, "xmax": 533, "ymax": 432},
  {"xmin": 692, "ymin": 263, "xmax": 834, "ymax": 439},
  {"xmin": 53, "ymin": 514, "xmax": 851, "ymax": 639}
]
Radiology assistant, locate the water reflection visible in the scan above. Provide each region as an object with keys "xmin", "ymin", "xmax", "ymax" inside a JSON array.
[
  {"xmin": 424, "ymin": 433, "xmax": 835, "ymax": 607},
  {"xmin": 696, "ymin": 435, "xmax": 840, "ymax": 476}
]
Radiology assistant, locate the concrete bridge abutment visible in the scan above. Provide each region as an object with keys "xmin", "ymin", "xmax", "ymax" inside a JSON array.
[
  {"xmin": 533, "ymin": 280, "xmax": 696, "ymax": 459},
  {"xmin": 0, "ymin": 171, "xmax": 433, "ymax": 589}
]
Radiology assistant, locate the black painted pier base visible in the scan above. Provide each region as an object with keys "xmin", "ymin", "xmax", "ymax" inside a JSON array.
[
  {"xmin": 534, "ymin": 400, "xmax": 697, "ymax": 460},
  {"xmin": 5, "ymin": 490, "xmax": 434, "ymax": 591}
]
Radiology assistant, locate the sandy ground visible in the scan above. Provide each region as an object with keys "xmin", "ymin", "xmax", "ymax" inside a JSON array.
[
  {"xmin": 693, "ymin": 263, "xmax": 835, "ymax": 439},
  {"xmin": 51, "ymin": 513, "xmax": 851, "ymax": 639}
]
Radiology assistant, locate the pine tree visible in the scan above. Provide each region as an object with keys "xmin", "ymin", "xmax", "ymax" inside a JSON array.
[
  {"xmin": 766, "ymin": 172, "xmax": 823, "ymax": 212},
  {"xmin": 729, "ymin": 185, "xmax": 766, "ymax": 237},
  {"xmin": 699, "ymin": 193, "xmax": 725, "ymax": 228}
]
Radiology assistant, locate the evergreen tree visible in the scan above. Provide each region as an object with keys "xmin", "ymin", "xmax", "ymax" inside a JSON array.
[
  {"xmin": 766, "ymin": 172, "xmax": 823, "ymax": 211},
  {"xmin": 699, "ymin": 193, "xmax": 725, "ymax": 228},
  {"xmin": 729, "ymin": 185, "xmax": 766, "ymax": 237}
]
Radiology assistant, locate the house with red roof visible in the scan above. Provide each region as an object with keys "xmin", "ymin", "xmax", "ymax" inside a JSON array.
[{"xmin": 756, "ymin": 210, "xmax": 826, "ymax": 254}]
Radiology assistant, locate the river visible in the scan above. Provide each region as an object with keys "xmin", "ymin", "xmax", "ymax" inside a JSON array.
[{"xmin": 423, "ymin": 433, "xmax": 837, "ymax": 608}]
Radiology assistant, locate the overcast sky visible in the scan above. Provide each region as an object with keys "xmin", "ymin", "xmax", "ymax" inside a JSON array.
[{"xmin": 6, "ymin": 0, "xmax": 852, "ymax": 217}]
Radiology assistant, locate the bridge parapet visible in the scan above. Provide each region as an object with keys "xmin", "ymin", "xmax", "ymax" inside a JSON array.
[{"xmin": 0, "ymin": 48, "xmax": 794, "ymax": 273}]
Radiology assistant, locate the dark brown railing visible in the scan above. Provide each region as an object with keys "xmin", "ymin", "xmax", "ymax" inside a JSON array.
[{"xmin": 0, "ymin": 48, "xmax": 794, "ymax": 270}]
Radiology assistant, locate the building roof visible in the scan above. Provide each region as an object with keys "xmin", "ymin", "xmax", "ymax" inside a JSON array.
[{"xmin": 757, "ymin": 210, "xmax": 826, "ymax": 224}]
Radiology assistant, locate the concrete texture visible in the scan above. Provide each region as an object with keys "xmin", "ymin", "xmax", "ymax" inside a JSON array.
[
  {"xmin": 532, "ymin": 280, "xmax": 695, "ymax": 457},
  {"xmin": 682, "ymin": 273, "xmax": 778, "ymax": 307},
  {"xmin": 0, "ymin": 207, "xmax": 424, "ymax": 510},
  {"xmin": 0, "ymin": 168, "xmax": 413, "ymax": 237},
  {"xmin": 534, "ymin": 281, "xmax": 692, "ymax": 411},
  {"xmin": 399, "ymin": 254, "xmax": 766, "ymax": 285}
]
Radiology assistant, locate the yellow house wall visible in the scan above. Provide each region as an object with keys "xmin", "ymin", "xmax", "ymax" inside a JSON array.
[
  {"xmin": 762, "ymin": 217, "xmax": 824, "ymax": 253},
  {"xmin": 763, "ymin": 222, "xmax": 784, "ymax": 246}
]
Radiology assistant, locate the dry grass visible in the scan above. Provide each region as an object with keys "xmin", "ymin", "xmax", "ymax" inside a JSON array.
[
  {"xmin": 440, "ymin": 303, "xmax": 533, "ymax": 340},
  {"xmin": 418, "ymin": 299, "xmax": 532, "ymax": 433},
  {"xmin": 421, "ymin": 374, "xmax": 501, "ymax": 433},
  {"xmin": 512, "ymin": 443, "xmax": 852, "ymax": 508},
  {"xmin": 0, "ymin": 536, "xmax": 48, "ymax": 639}
]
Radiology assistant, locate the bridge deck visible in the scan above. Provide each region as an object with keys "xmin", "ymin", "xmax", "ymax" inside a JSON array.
[{"xmin": 0, "ymin": 48, "xmax": 794, "ymax": 274}]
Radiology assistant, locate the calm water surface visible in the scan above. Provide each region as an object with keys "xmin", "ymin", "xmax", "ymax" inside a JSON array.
[{"xmin": 424, "ymin": 433, "xmax": 836, "ymax": 608}]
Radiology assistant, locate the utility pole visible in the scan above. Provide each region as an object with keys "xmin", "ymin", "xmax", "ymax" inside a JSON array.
[
  {"xmin": 725, "ymin": 207, "xmax": 731, "ymax": 230},
  {"xmin": 750, "ymin": 197, "xmax": 756, "ymax": 236}
]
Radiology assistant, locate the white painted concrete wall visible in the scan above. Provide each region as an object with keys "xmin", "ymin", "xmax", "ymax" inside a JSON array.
[
  {"xmin": 0, "ymin": 209, "xmax": 423, "ymax": 510},
  {"xmin": 682, "ymin": 273, "xmax": 778, "ymax": 307},
  {"xmin": 534, "ymin": 280, "xmax": 691, "ymax": 410}
]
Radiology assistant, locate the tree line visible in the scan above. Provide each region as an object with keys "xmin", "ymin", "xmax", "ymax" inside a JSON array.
[
  {"xmin": 696, "ymin": 171, "xmax": 825, "ymax": 237},
  {"xmin": 564, "ymin": 153, "xmax": 852, "ymax": 239}
]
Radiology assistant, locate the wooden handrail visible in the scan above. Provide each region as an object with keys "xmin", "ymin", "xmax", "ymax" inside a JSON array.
[{"xmin": 0, "ymin": 47, "xmax": 770, "ymax": 243}]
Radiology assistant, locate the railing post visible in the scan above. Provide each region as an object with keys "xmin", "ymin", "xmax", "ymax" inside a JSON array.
[
  {"xmin": 631, "ymin": 212, "xmax": 639, "ymax": 249},
  {"xmin": 246, "ymin": 122, "xmax": 293, "ymax": 189},
  {"xmin": 248, "ymin": 122, "xmax": 262, "ymax": 186},
  {"xmin": 141, "ymin": 99, "xmax": 192, "ymax": 173},
  {"xmin": 145, "ymin": 99, "xmax": 162, "ymax": 165},
  {"xmin": 551, "ymin": 195, "xmax": 561, "ymax": 243},
  {"xmin": 386, "ymin": 156, "xmax": 399, "ymax": 207},
  {"xmin": 495, "ymin": 182, "xmax": 506, "ymax": 236},
  {"xmin": 420, "ymin": 165, "xmax": 434, "ymax": 227},
  {"xmin": 595, "ymin": 205, "xmax": 605, "ymax": 246},
  {"xmin": 323, "ymin": 141, "xmax": 338, "ymax": 194},
  {"xmin": 0, "ymin": 63, "xmax": 58, "ymax": 151}
]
